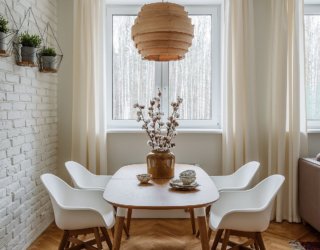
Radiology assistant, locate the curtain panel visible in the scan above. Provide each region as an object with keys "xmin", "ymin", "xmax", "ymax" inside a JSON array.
[
  {"xmin": 222, "ymin": 0, "xmax": 260, "ymax": 175},
  {"xmin": 72, "ymin": 0, "xmax": 107, "ymax": 174},
  {"xmin": 223, "ymin": 0, "xmax": 308, "ymax": 222}
]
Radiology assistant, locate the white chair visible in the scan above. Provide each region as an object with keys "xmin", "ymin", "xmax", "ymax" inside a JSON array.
[
  {"xmin": 65, "ymin": 161, "xmax": 112, "ymax": 190},
  {"xmin": 195, "ymin": 161, "xmax": 260, "ymax": 236},
  {"xmin": 209, "ymin": 174, "xmax": 285, "ymax": 250},
  {"xmin": 41, "ymin": 173, "xmax": 115, "ymax": 250},
  {"xmin": 65, "ymin": 161, "xmax": 132, "ymax": 237},
  {"xmin": 211, "ymin": 161, "xmax": 260, "ymax": 191}
]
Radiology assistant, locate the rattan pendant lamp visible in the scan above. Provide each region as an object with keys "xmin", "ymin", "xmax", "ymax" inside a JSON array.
[{"xmin": 131, "ymin": 1, "xmax": 194, "ymax": 61}]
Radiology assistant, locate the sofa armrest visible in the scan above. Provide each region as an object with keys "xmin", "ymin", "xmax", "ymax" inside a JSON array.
[{"xmin": 299, "ymin": 158, "xmax": 320, "ymax": 231}]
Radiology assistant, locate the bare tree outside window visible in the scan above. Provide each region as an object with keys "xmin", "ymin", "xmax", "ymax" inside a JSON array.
[
  {"xmin": 169, "ymin": 16, "xmax": 212, "ymax": 120},
  {"xmin": 305, "ymin": 15, "xmax": 320, "ymax": 121},
  {"xmin": 113, "ymin": 16, "xmax": 156, "ymax": 120}
]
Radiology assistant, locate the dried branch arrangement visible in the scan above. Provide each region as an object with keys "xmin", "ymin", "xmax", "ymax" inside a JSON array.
[{"xmin": 134, "ymin": 90, "xmax": 183, "ymax": 151}]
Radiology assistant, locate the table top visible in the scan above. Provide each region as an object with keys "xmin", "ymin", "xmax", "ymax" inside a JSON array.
[{"xmin": 103, "ymin": 164, "xmax": 219, "ymax": 209}]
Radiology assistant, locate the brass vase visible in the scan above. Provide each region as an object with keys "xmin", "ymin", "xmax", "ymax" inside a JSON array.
[{"xmin": 146, "ymin": 150, "xmax": 175, "ymax": 179}]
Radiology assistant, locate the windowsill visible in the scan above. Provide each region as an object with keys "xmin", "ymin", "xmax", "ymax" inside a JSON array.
[
  {"xmin": 107, "ymin": 128, "xmax": 223, "ymax": 134},
  {"xmin": 107, "ymin": 129, "xmax": 320, "ymax": 134},
  {"xmin": 308, "ymin": 129, "xmax": 320, "ymax": 133}
]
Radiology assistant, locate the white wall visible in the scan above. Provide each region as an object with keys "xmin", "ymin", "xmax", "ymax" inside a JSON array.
[
  {"xmin": 107, "ymin": 132, "xmax": 222, "ymax": 175},
  {"xmin": 57, "ymin": 0, "xmax": 73, "ymax": 181},
  {"xmin": 0, "ymin": 0, "xmax": 58, "ymax": 249}
]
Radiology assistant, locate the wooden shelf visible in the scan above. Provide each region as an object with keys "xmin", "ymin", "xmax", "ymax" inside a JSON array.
[
  {"xmin": 16, "ymin": 61, "xmax": 37, "ymax": 67},
  {"xmin": 39, "ymin": 68, "xmax": 57, "ymax": 73},
  {"xmin": 0, "ymin": 50, "xmax": 11, "ymax": 57}
]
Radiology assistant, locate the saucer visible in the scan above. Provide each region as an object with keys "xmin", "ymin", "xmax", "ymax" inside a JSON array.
[{"xmin": 169, "ymin": 179, "xmax": 199, "ymax": 191}]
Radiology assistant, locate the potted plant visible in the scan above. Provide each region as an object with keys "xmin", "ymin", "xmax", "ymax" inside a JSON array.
[
  {"xmin": 39, "ymin": 47, "xmax": 56, "ymax": 70},
  {"xmin": 133, "ymin": 90, "xmax": 183, "ymax": 179},
  {"xmin": 0, "ymin": 15, "xmax": 9, "ymax": 52},
  {"xmin": 19, "ymin": 32, "xmax": 41, "ymax": 64}
]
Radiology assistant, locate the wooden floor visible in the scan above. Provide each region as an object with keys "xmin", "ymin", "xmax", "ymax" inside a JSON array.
[{"xmin": 27, "ymin": 219, "xmax": 320, "ymax": 250}]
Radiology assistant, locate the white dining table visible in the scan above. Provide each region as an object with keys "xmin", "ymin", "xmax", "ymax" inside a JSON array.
[{"xmin": 103, "ymin": 163, "xmax": 219, "ymax": 250}]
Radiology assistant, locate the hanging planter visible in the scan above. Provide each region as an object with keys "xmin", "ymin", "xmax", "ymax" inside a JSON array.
[
  {"xmin": 14, "ymin": 7, "xmax": 43, "ymax": 67},
  {"xmin": 0, "ymin": 0, "xmax": 19, "ymax": 57},
  {"xmin": 37, "ymin": 23, "xmax": 63, "ymax": 73},
  {"xmin": 18, "ymin": 32, "xmax": 41, "ymax": 66}
]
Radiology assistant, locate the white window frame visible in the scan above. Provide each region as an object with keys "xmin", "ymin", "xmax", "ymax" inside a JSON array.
[
  {"xmin": 304, "ymin": 4, "xmax": 320, "ymax": 129},
  {"xmin": 106, "ymin": 5, "xmax": 221, "ymax": 131}
]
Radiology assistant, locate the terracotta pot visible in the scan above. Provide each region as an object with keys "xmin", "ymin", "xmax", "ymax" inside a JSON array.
[{"xmin": 147, "ymin": 150, "xmax": 175, "ymax": 179}]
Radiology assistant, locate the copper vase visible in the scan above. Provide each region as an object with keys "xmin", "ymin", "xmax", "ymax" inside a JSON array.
[{"xmin": 146, "ymin": 150, "xmax": 175, "ymax": 179}]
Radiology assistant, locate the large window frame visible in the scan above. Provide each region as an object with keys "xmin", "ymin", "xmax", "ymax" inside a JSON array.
[
  {"xmin": 106, "ymin": 5, "xmax": 221, "ymax": 130},
  {"xmin": 305, "ymin": 4, "xmax": 320, "ymax": 130}
]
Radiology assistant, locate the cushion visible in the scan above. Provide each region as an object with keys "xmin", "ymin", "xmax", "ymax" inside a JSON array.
[{"xmin": 317, "ymin": 153, "xmax": 320, "ymax": 161}]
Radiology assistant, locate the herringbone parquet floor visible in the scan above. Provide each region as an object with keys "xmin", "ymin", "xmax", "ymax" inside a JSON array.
[{"xmin": 27, "ymin": 219, "xmax": 320, "ymax": 250}]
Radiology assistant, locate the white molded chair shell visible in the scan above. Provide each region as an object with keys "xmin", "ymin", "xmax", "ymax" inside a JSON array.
[
  {"xmin": 65, "ymin": 161, "xmax": 112, "ymax": 190},
  {"xmin": 211, "ymin": 161, "xmax": 260, "ymax": 191},
  {"xmin": 41, "ymin": 173, "xmax": 115, "ymax": 230},
  {"xmin": 209, "ymin": 174, "xmax": 285, "ymax": 232}
]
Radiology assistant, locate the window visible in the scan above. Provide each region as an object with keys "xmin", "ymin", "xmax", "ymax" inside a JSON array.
[
  {"xmin": 106, "ymin": 6, "xmax": 221, "ymax": 130},
  {"xmin": 305, "ymin": 5, "xmax": 320, "ymax": 129}
]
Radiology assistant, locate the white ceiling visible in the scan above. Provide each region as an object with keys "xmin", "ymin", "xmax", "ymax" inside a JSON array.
[{"xmin": 106, "ymin": 0, "xmax": 222, "ymax": 5}]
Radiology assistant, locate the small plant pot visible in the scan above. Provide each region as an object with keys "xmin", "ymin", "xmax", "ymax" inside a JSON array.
[
  {"xmin": 21, "ymin": 46, "xmax": 37, "ymax": 64},
  {"xmin": 0, "ymin": 32, "xmax": 7, "ymax": 52},
  {"xmin": 41, "ymin": 55, "xmax": 56, "ymax": 70}
]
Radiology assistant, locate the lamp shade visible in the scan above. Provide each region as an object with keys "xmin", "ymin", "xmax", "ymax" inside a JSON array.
[{"xmin": 131, "ymin": 2, "xmax": 194, "ymax": 61}]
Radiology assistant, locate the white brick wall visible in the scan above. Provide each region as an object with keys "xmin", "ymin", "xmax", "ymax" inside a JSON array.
[{"xmin": 0, "ymin": 0, "xmax": 58, "ymax": 249}]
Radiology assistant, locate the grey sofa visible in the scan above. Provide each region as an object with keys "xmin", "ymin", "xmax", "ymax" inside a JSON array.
[{"xmin": 299, "ymin": 158, "xmax": 320, "ymax": 231}]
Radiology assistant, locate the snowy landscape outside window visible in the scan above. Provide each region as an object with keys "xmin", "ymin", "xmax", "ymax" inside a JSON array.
[
  {"xmin": 106, "ymin": 6, "xmax": 221, "ymax": 130},
  {"xmin": 305, "ymin": 11, "xmax": 320, "ymax": 128}
]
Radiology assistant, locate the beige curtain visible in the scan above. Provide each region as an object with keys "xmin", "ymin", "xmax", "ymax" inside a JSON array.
[
  {"xmin": 223, "ymin": 0, "xmax": 308, "ymax": 222},
  {"xmin": 266, "ymin": 0, "xmax": 308, "ymax": 222},
  {"xmin": 72, "ymin": 0, "xmax": 107, "ymax": 174},
  {"xmin": 222, "ymin": 0, "xmax": 260, "ymax": 175}
]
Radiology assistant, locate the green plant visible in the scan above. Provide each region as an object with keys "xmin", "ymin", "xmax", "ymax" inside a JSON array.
[
  {"xmin": 19, "ymin": 32, "xmax": 41, "ymax": 48},
  {"xmin": 0, "ymin": 15, "xmax": 9, "ymax": 33},
  {"xmin": 40, "ymin": 47, "xmax": 56, "ymax": 56}
]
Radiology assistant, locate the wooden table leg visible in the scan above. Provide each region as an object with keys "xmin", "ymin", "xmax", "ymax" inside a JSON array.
[
  {"xmin": 113, "ymin": 207, "xmax": 127, "ymax": 250},
  {"xmin": 195, "ymin": 207, "xmax": 209, "ymax": 250}
]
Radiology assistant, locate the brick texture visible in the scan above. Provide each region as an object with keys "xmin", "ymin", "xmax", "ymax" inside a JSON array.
[{"xmin": 0, "ymin": 0, "xmax": 58, "ymax": 249}]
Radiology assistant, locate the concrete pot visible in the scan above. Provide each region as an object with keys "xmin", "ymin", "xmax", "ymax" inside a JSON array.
[
  {"xmin": 41, "ymin": 55, "xmax": 56, "ymax": 70},
  {"xmin": 21, "ymin": 46, "xmax": 37, "ymax": 64},
  {"xmin": 0, "ymin": 32, "xmax": 7, "ymax": 51}
]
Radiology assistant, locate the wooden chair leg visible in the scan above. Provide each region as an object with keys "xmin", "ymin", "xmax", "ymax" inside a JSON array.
[
  {"xmin": 221, "ymin": 229, "xmax": 230, "ymax": 250},
  {"xmin": 196, "ymin": 229, "xmax": 200, "ymax": 238},
  {"xmin": 189, "ymin": 208, "xmax": 196, "ymax": 234},
  {"xmin": 93, "ymin": 227, "xmax": 103, "ymax": 249},
  {"xmin": 123, "ymin": 223, "xmax": 130, "ymax": 238},
  {"xmin": 254, "ymin": 242, "xmax": 260, "ymax": 250},
  {"xmin": 100, "ymin": 227, "xmax": 113, "ymax": 250},
  {"xmin": 126, "ymin": 208, "xmax": 132, "ymax": 232},
  {"xmin": 211, "ymin": 229, "xmax": 223, "ymax": 250},
  {"xmin": 256, "ymin": 232, "xmax": 266, "ymax": 250},
  {"xmin": 208, "ymin": 228, "xmax": 212, "ymax": 239},
  {"xmin": 59, "ymin": 231, "xmax": 69, "ymax": 250}
]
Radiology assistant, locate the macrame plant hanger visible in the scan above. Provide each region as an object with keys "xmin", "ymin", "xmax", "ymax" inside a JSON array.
[
  {"xmin": 14, "ymin": 7, "xmax": 43, "ymax": 67},
  {"xmin": 0, "ymin": 0, "xmax": 19, "ymax": 57},
  {"xmin": 37, "ymin": 22, "xmax": 63, "ymax": 73}
]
